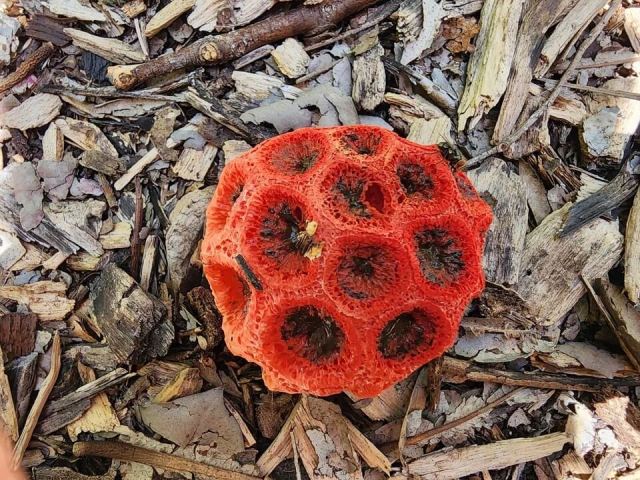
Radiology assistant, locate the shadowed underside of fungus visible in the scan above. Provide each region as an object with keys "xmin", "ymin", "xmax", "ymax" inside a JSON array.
[{"xmin": 201, "ymin": 125, "xmax": 492, "ymax": 397}]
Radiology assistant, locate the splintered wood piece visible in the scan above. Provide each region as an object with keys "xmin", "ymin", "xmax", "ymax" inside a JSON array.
[
  {"xmin": 109, "ymin": 0, "xmax": 379, "ymax": 89},
  {"xmin": 535, "ymin": 0, "xmax": 609, "ymax": 78},
  {"xmin": 272, "ymin": 38, "xmax": 310, "ymax": 79},
  {"xmin": 55, "ymin": 117, "xmax": 118, "ymax": 158},
  {"xmin": 113, "ymin": 147, "xmax": 161, "ymax": 191},
  {"xmin": 0, "ymin": 345, "xmax": 19, "ymax": 442},
  {"xmin": 590, "ymin": 279, "xmax": 640, "ymax": 370},
  {"xmin": 626, "ymin": 189, "xmax": 640, "ymax": 304},
  {"xmin": 152, "ymin": 367, "xmax": 203, "ymax": 403},
  {"xmin": 407, "ymin": 432, "xmax": 571, "ymax": 479},
  {"xmin": 467, "ymin": 158, "xmax": 528, "ymax": 285},
  {"xmin": 492, "ymin": 0, "xmax": 576, "ymax": 144},
  {"xmin": 528, "ymin": 83, "xmax": 588, "ymax": 126},
  {"xmin": 515, "ymin": 203, "xmax": 622, "ymax": 326},
  {"xmin": 397, "ymin": 0, "xmax": 443, "ymax": 65},
  {"xmin": 349, "ymin": 373, "xmax": 416, "ymax": 421},
  {"xmin": 89, "ymin": 264, "xmax": 173, "ymax": 363},
  {"xmin": 407, "ymin": 117, "xmax": 453, "ymax": 145},
  {"xmin": 122, "ymin": 0, "xmax": 147, "ymax": 18},
  {"xmin": 0, "ymin": 282, "xmax": 74, "ymax": 321},
  {"xmin": 73, "ymin": 440, "xmax": 262, "ymax": 480},
  {"xmin": 352, "ymin": 37, "xmax": 385, "ymax": 112},
  {"xmin": 145, "ymin": 0, "xmax": 196, "ymax": 37},
  {"xmin": 66, "ymin": 364, "xmax": 120, "ymax": 441},
  {"xmin": 7, "ymin": 353, "xmax": 38, "ymax": 428},
  {"xmin": 186, "ymin": 286, "xmax": 223, "ymax": 350},
  {"xmin": 398, "ymin": 367, "xmax": 429, "ymax": 459},
  {"xmin": 140, "ymin": 234, "xmax": 158, "ymax": 291},
  {"xmin": 64, "ymin": 28, "xmax": 146, "ymax": 64},
  {"xmin": 0, "ymin": 94, "xmax": 62, "ymax": 131},
  {"xmin": 0, "ymin": 313, "xmax": 37, "ymax": 360},
  {"xmin": 457, "ymin": 0, "xmax": 523, "ymax": 131},
  {"xmin": 166, "ymin": 187, "xmax": 214, "ymax": 292},
  {"xmin": 625, "ymin": 7, "xmax": 640, "ymax": 53},
  {"xmin": 99, "ymin": 221, "xmax": 132, "ymax": 250},
  {"xmin": 12, "ymin": 333, "xmax": 61, "ymax": 469},
  {"xmin": 172, "ymin": 144, "xmax": 217, "ymax": 181}
]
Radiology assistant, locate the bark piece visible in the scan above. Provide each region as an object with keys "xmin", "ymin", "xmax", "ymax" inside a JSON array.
[
  {"xmin": 515, "ymin": 204, "xmax": 623, "ymax": 326},
  {"xmin": 407, "ymin": 432, "xmax": 570, "ymax": 479},
  {"xmin": 150, "ymin": 106, "xmax": 180, "ymax": 162},
  {"xmin": 0, "ymin": 94, "xmax": 62, "ymax": 131},
  {"xmin": 457, "ymin": 0, "xmax": 523, "ymax": 131},
  {"xmin": 43, "ymin": 200, "xmax": 105, "ymax": 256},
  {"xmin": 352, "ymin": 37, "xmax": 385, "ymax": 112},
  {"xmin": 153, "ymin": 367, "xmax": 203, "ymax": 403},
  {"xmin": 80, "ymin": 150, "xmax": 124, "ymax": 176},
  {"xmin": 535, "ymin": 0, "xmax": 609, "ymax": 78},
  {"xmin": 0, "ymin": 282, "xmax": 74, "ymax": 321},
  {"xmin": 25, "ymin": 15, "xmax": 69, "ymax": 47},
  {"xmin": 173, "ymin": 144, "xmax": 217, "ymax": 181},
  {"xmin": 64, "ymin": 28, "xmax": 146, "ymax": 64},
  {"xmin": 99, "ymin": 221, "xmax": 132, "ymax": 250},
  {"xmin": 166, "ymin": 187, "xmax": 214, "ymax": 292},
  {"xmin": 108, "ymin": 0, "xmax": 379, "ymax": 90},
  {"xmin": 467, "ymin": 158, "xmax": 528, "ymax": 285},
  {"xmin": 186, "ymin": 286, "xmax": 224, "ymax": 350},
  {"xmin": 55, "ymin": 117, "xmax": 118, "ymax": 158},
  {"xmin": 0, "ymin": 313, "xmax": 37, "ymax": 361},
  {"xmin": 145, "ymin": 0, "xmax": 197, "ymax": 37},
  {"xmin": 90, "ymin": 264, "xmax": 174, "ymax": 364},
  {"xmin": 271, "ymin": 38, "xmax": 310, "ymax": 79},
  {"xmin": 33, "ymin": 467, "xmax": 115, "ymax": 480},
  {"xmin": 7, "ymin": 353, "xmax": 37, "ymax": 429},
  {"xmin": 0, "ymin": 229, "xmax": 25, "ymax": 270},
  {"xmin": 47, "ymin": 0, "xmax": 107, "ymax": 21}
]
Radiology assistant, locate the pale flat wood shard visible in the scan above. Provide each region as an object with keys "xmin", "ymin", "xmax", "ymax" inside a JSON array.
[
  {"xmin": 0, "ymin": 229, "xmax": 25, "ymax": 270},
  {"xmin": 166, "ymin": 187, "xmax": 214, "ymax": 292},
  {"xmin": 626, "ymin": 189, "xmax": 640, "ymax": 304},
  {"xmin": 173, "ymin": 144, "xmax": 217, "ymax": 181},
  {"xmin": 0, "ymin": 13, "xmax": 20, "ymax": 66},
  {"xmin": 188, "ymin": 0, "xmax": 278, "ymax": 32},
  {"xmin": 519, "ymin": 162, "xmax": 551, "ymax": 225},
  {"xmin": 352, "ymin": 41, "xmax": 385, "ymax": 112},
  {"xmin": 516, "ymin": 204, "xmax": 623, "ymax": 326},
  {"xmin": 99, "ymin": 222, "xmax": 132, "ymax": 250},
  {"xmin": 271, "ymin": 38, "xmax": 311, "ymax": 79},
  {"xmin": 467, "ymin": 158, "xmax": 528, "ymax": 285},
  {"xmin": 55, "ymin": 117, "xmax": 119, "ymax": 158},
  {"xmin": 145, "ymin": 0, "xmax": 197, "ymax": 37},
  {"xmin": 408, "ymin": 432, "xmax": 571, "ymax": 479},
  {"xmin": 47, "ymin": 0, "xmax": 107, "ymax": 22},
  {"xmin": 535, "ymin": 0, "xmax": 609, "ymax": 78},
  {"xmin": 90, "ymin": 264, "xmax": 174, "ymax": 364},
  {"xmin": 407, "ymin": 116, "xmax": 453, "ymax": 145},
  {"xmin": 0, "ymin": 94, "xmax": 62, "ymax": 131},
  {"xmin": 42, "ymin": 123, "xmax": 64, "ymax": 161},
  {"xmin": 457, "ymin": 0, "xmax": 523, "ymax": 131},
  {"xmin": 232, "ymin": 71, "xmax": 286, "ymax": 101},
  {"xmin": 64, "ymin": 28, "xmax": 146, "ymax": 64}
]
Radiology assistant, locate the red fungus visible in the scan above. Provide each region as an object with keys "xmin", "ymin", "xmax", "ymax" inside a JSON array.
[{"xmin": 202, "ymin": 125, "xmax": 492, "ymax": 397}]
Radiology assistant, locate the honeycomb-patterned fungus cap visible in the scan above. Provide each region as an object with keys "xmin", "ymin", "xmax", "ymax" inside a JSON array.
[{"xmin": 202, "ymin": 126, "xmax": 492, "ymax": 398}]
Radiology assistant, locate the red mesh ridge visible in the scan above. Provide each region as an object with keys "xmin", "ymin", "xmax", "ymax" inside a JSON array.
[{"xmin": 202, "ymin": 125, "xmax": 492, "ymax": 397}]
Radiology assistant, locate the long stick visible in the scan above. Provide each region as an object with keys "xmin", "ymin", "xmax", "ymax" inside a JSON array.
[
  {"xmin": 108, "ymin": 0, "xmax": 379, "ymax": 90},
  {"xmin": 73, "ymin": 440, "xmax": 263, "ymax": 480},
  {"xmin": 0, "ymin": 43, "xmax": 55, "ymax": 94}
]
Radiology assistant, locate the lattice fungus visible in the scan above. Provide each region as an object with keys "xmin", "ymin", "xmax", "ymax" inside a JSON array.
[{"xmin": 202, "ymin": 125, "xmax": 492, "ymax": 397}]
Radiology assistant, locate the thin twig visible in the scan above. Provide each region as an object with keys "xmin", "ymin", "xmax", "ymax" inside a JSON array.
[
  {"xmin": 73, "ymin": 440, "xmax": 263, "ymax": 480},
  {"xmin": 0, "ymin": 42, "xmax": 55, "ymax": 94},
  {"xmin": 130, "ymin": 177, "xmax": 144, "ymax": 279},
  {"xmin": 464, "ymin": 0, "xmax": 623, "ymax": 170},
  {"xmin": 12, "ymin": 333, "xmax": 61, "ymax": 469}
]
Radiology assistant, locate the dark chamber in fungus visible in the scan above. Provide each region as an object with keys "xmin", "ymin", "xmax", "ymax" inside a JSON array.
[{"xmin": 202, "ymin": 125, "xmax": 492, "ymax": 397}]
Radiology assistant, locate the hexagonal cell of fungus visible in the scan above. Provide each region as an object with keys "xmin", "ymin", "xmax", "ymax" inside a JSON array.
[{"xmin": 202, "ymin": 125, "xmax": 492, "ymax": 397}]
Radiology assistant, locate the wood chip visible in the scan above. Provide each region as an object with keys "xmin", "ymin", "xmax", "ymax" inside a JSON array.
[
  {"xmin": 0, "ymin": 229, "xmax": 25, "ymax": 270},
  {"xmin": 271, "ymin": 38, "xmax": 311, "ymax": 79},
  {"xmin": 64, "ymin": 28, "xmax": 146, "ymax": 64},
  {"xmin": 625, "ymin": 188, "xmax": 640, "ymax": 304},
  {"xmin": 55, "ymin": 117, "xmax": 118, "ymax": 158},
  {"xmin": 145, "ymin": 0, "xmax": 197, "ymax": 37},
  {"xmin": 467, "ymin": 158, "xmax": 528, "ymax": 285},
  {"xmin": 99, "ymin": 221, "xmax": 132, "ymax": 249},
  {"xmin": 352, "ymin": 37, "xmax": 385, "ymax": 112},
  {"xmin": 0, "ymin": 281, "xmax": 74, "ymax": 321},
  {"xmin": 0, "ymin": 345, "xmax": 19, "ymax": 442},
  {"xmin": 0, "ymin": 94, "xmax": 62, "ymax": 131},
  {"xmin": 42, "ymin": 122, "xmax": 64, "ymax": 161},
  {"xmin": 122, "ymin": 0, "xmax": 147, "ymax": 18},
  {"xmin": 0, "ymin": 313, "xmax": 37, "ymax": 361},
  {"xmin": 173, "ymin": 144, "xmax": 217, "ymax": 181}
]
